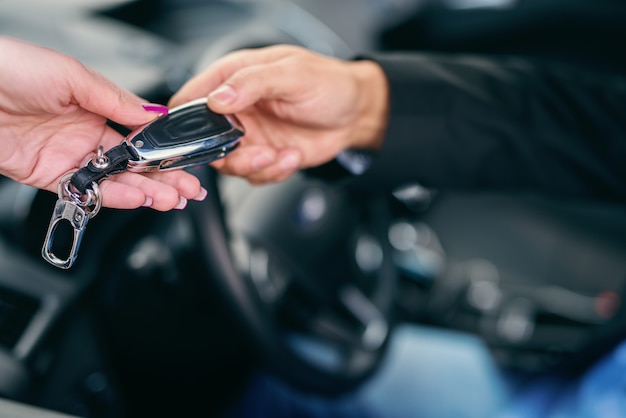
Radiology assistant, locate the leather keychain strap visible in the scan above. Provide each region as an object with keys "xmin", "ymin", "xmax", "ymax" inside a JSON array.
[{"xmin": 70, "ymin": 144, "xmax": 137, "ymax": 194}]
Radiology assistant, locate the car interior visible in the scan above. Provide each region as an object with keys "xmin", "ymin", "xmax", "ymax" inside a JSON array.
[{"xmin": 1, "ymin": 0, "xmax": 626, "ymax": 417}]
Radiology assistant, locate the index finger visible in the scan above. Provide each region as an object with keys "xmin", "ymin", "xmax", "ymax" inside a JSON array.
[{"xmin": 169, "ymin": 45, "xmax": 301, "ymax": 106}]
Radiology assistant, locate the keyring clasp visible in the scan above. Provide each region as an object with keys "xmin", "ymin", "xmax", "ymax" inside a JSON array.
[{"xmin": 41, "ymin": 173, "xmax": 102, "ymax": 269}]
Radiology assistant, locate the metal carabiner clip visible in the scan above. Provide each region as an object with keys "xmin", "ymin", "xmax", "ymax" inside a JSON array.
[
  {"xmin": 41, "ymin": 198, "xmax": 90, "ymax": 269},
  {"xmin": 41, "ymin": 173, "xmax": 101, "ymax": 269}
]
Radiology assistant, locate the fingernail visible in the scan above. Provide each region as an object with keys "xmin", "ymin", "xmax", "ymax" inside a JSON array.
[
  {"xmin": 175, "ymin": 196, "xmax": 188, "ymax": 210},
  {"xmin": 209, "ymin": 85, "xmax": 237, "ymax": 105},
  {"xmin": 142, "ymin": 196, "xmax": 153, "ymax": 207},
  {"xmin": 141, "ymin": 103, "xmax": 169, "ymax": 116},
  {"xmin": 193, "ymin": 187, "xmax": 208, "ymax": 201},
  {"xmin": 280, "ymin": 153, "xmax": 300, "ymax": 172},
  {"xmin": 252, "ymin": 153, "xmax": 275, "ymax": 171}
]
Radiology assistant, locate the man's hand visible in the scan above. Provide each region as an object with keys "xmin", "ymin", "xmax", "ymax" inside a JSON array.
[{"xmin": 170, "ymin": 45, "xmax": 389, "ymax": 184}]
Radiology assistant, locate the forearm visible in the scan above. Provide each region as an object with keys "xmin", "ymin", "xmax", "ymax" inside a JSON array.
[{"xmin": 355, "ymin": 53, "xmax": 626, "ymax": 200}]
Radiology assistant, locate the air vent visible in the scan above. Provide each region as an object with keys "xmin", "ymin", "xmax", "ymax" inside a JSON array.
[{"xmin": 0, "ymin": 286, "xmax": 40, "ymax": 350}]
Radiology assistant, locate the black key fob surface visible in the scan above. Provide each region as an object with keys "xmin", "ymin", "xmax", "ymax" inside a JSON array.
[
  {"xmin": 125, "ymin": 97, "xmax": 244, "ymax": 172},
  {"xmin": 69, "ymin": 98, "xmax": 244, "ymax": 194}
]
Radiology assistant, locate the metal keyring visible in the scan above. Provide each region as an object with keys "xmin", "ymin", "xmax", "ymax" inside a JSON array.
[{"xmin": 58, "ymin": 172, "xmax": 102, "ymax": 218}]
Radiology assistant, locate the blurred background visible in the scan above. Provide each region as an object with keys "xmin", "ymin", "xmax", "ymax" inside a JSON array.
[{"xmin": 2, "ymin": 0, "xmax": 626, "ymax": 417}]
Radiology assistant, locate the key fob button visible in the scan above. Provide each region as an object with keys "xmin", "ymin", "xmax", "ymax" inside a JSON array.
[{"xmin": 141, "ymin": 105, "xmax": 232, "ymax": 147}]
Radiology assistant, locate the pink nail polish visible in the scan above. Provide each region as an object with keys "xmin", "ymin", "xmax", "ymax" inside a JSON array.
[
  {"xmin": 280, "ymin": 153, "xmax": 300, "ymax": 171},
  {"xmin": 174, "ymin": 197, "xmax": 188, "ymax": 210},
  {"xmin": 142, "ymin": 103, "xmax": 169, "ymax": 115},
  {"xmin": 193, "ymin": 187, "xmax": 208, "ymax": 201}
]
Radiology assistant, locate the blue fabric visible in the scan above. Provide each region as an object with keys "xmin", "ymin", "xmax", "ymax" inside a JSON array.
[
  {"xmin": 223, "ymin": 373, "xmax": 373, "ymax": 418},
  {"xmin": 225, "ymin": 325, "xmax": 626, "ymax": 417},
  {"xmin": 357, "ymin": 325, "xmax": 512, "ymax": 418},
  {"xmin": 503, "ymin": 339, "xmax": 626, "ymax": 418}
]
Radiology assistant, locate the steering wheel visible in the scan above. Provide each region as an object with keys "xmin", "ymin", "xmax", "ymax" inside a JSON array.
[{"xmin": 189, "ymin": 167, "xmax": 397, "ymax": 395}]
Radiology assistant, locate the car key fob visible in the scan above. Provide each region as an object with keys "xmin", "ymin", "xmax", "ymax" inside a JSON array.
[
  {"xmin": 125, "ymin": 97, "xmax": 244, "ymax": 172},
  {"xmin": 44, "ymin": 98, "xmax": 244, "ymax": 269},
  {"xmin": 69, "ymin": 98, "xmax": 244, "ymax": 194}
]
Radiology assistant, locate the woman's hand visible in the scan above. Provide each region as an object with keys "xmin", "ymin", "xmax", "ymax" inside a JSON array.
[
  {"xmin": 170, "ymin": 45, "xmax": 389, "ymax": 184},
  {"xmin": 0, "ymin": 37, "xmax": 205, "ymax": 211}
]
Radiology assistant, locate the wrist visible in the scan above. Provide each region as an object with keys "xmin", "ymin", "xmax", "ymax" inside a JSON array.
[{"xmin": 348, "ymin": 59, "xmax": 389, "ymax": 151}]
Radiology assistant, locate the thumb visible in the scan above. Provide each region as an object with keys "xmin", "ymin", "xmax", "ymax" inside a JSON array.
[{"xmin": 71, "ymin": 66, "xmax": 164, "ymax": 126}]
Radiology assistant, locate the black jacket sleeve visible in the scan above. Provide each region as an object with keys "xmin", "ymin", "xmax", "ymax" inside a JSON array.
[{"xmin": 351, "ymin": 53, "xmax": 626, "ymax": 202}]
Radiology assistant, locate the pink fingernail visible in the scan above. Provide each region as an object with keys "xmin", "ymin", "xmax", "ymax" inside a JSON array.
[
  {"xmin": 193, "ymin": 187, "xmax": 208, "ymax": 201},
  {"xmin": 280, "ymin": 153, "xmax": 300, "ymax": 171},
  {"xmin": 142, "ymin": 196, "xmax": 153, "ymax": 207},
  {"xmin": 141, "ymin": 103, "xmax": 169, "ymax": 115},
  {"xmin": 174, "ymin": 197, "xmax": 188, "ymax": 210}
]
